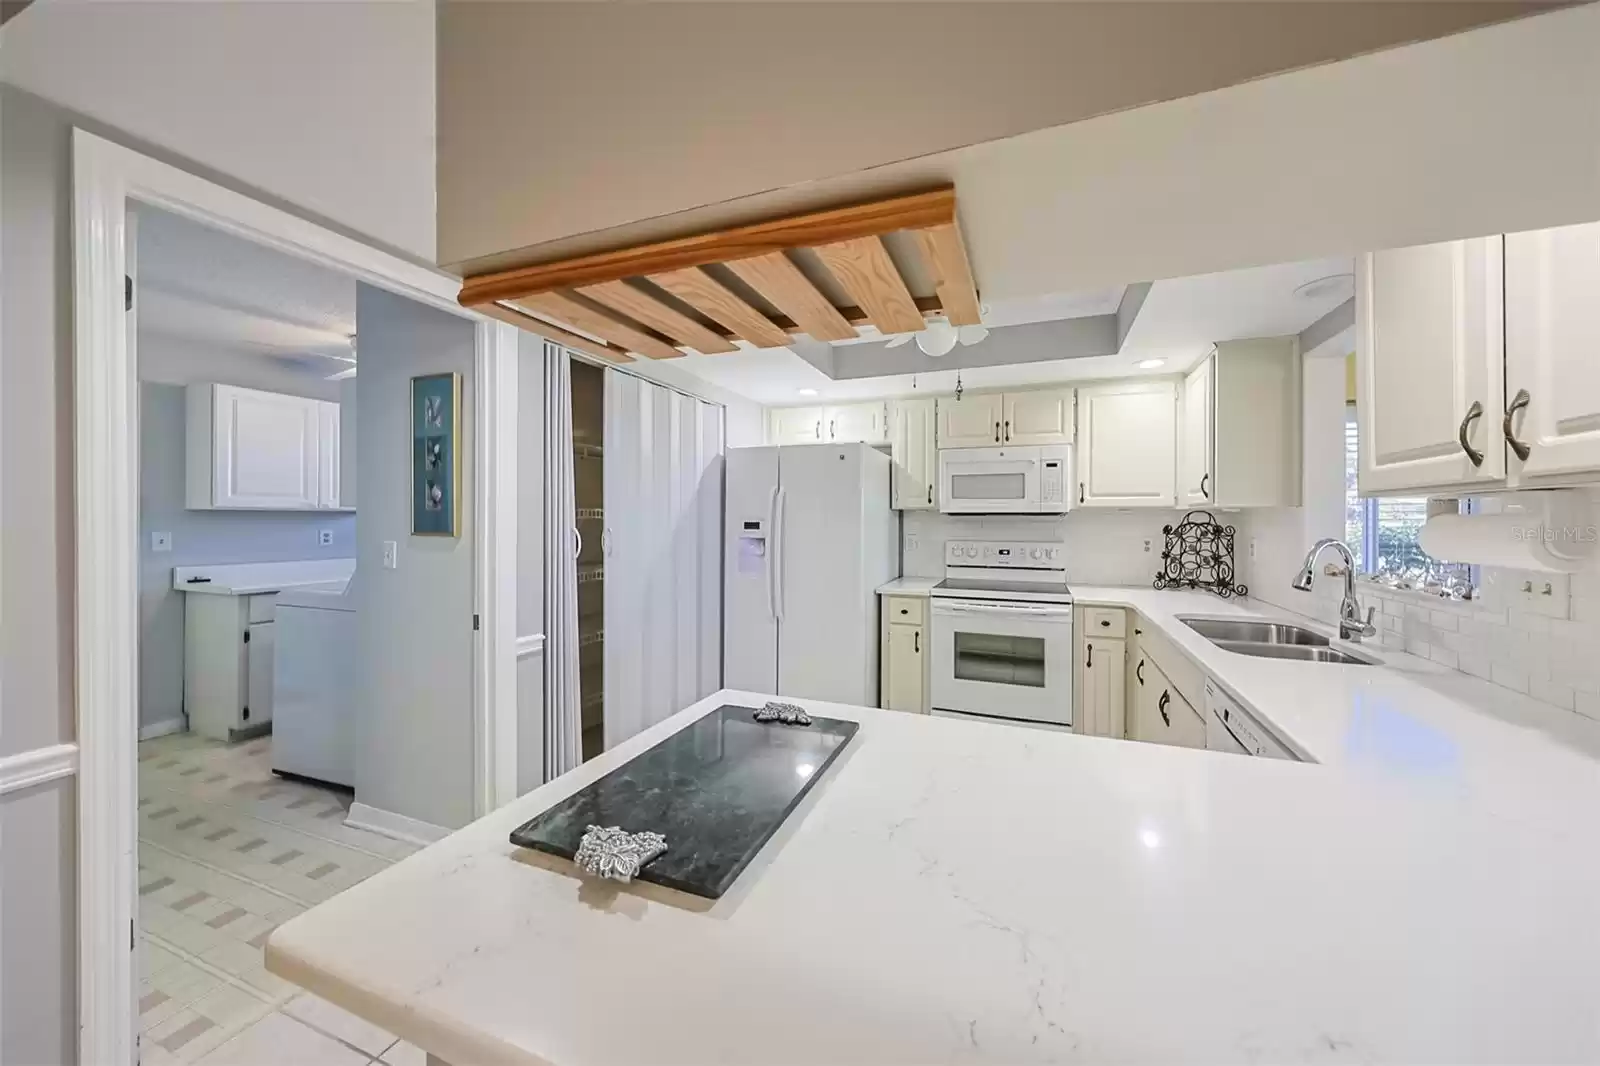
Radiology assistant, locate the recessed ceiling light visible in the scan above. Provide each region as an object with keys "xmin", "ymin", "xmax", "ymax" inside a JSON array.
[
  {"xmin": 797, "ymin": 388, "xmax": 818, "ymax": 397},
  {"xmin": 1293, "ymin": 273, "xmax": 1355, "ymax": 303},
  {"xmin": 1137, "ymin": 359, "xmax": 1165, "ymax": 370}
]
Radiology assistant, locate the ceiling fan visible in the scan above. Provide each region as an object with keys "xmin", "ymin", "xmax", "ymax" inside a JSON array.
[{"xmin": 883, "ymin": 315, "xmax": 989, "ymax": 357}]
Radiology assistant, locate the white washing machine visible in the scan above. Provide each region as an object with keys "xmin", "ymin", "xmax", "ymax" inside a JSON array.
[{"xmin": 272, "ymin": 577, "xmax": 357, "ymax": 788}]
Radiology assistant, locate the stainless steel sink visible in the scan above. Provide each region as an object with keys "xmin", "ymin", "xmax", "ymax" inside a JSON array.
[
  {"xmin": 1210, "ymin": 640, "xmax": 1378, "ymax": 666},
  {"xmin": 1178, "ymin": 617, "xmax": 1331, "ymax": 647},
  {"xmin": 1176, "ymin": 615, "xmax": 1379, "ymax": 666}
]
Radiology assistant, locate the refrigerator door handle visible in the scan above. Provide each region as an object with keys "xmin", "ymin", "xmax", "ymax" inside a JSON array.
[
  {"xmin": 764, "ymin": 485, "xmax": 779, "ymax": 620},
  {"xmin": 772, "ymin": 487, "xmax": 788, "ymax": 621}
]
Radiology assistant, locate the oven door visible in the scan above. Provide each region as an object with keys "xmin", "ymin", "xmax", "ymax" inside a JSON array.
[
  {"xmin": 930, "ymin": 598, "xmax": 1074, "ymax": 725},
  {"xmin": 939, "ymin": 448, "xmax": 1040, "ymax": 514}
]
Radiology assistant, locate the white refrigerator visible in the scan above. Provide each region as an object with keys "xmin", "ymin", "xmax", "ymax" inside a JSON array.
[{"xmin": 725, "ymin": 443, "xmax": 898, "ymax": 706}]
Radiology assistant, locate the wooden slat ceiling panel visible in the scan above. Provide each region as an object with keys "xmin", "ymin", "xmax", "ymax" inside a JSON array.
[
  {"xmin": 911, "ymin": 223, "xmax": 982, "ymax": 326},
  {"xmin": 515, "ymin": 292, "xmax": 683, "ymax": 360},
  {"xmin": 481, "ymin": 302, "xmax": 633, "ymax": 363},
  {"xmin": 723, "ymin": 253, "xmax": 856, "ymax": 342},
  {"xmin": 575, "ymin": 280, "xmax": 738, "ymax": 354},
  {"xmin": 460, "ymin": 186, "xmax": 981, "ymax": 351},
  {"xmin": 648, "ymin": 267, "xmax": 792, "ymax": 349},
  {"xmin": 812, "ymin": 236, "xmax": 925, "ymax": 335}
]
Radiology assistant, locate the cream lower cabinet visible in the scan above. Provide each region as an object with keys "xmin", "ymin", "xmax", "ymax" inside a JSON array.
[
  {"xmin": 890, "ymin": 397, "xmax": 937, "ymax": 509},
  {"xmin": 1077, "ymin": 381, "xmax": 1178, "ymax": 507},
  {"xmin": 1130, "ymin": 654, "xmax": 1205, "ymax": 748},
  {"xmin": 185, "ymin": 592, "xmax": 277, "ymax": 741},
  {"xmin": 879, "ymin": 595, "xmax": 928, "ymax": 712},
  {"xmin": 1076, "ymin": 607, "xmax": 1126, "ymax": 738}
]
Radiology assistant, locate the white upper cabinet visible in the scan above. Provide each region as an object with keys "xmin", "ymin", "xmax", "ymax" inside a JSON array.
[
  {"xmin": 826, "ymin": 402, "xmax": 888, "ymax": 445},
  {"xmin": 768, "ymin": 406, "xmax": 824, "ymax": 446},
  {"xmin": 186, "ymin": 384, "xmax": 346, "ymax": 510},
  {"xmin": 936, "ymin": 393, "xmax": 1005, "ymax": 448},
  {"xmin": 1356, "ymin": 237, "xmax": 1506, "ymax": 494},
  {"xmin": 1182, "ymin": 339, "xmax": 1301, "ymax": 508},
  {"xmin": 1076, "ymin": 381, "xmax": 1178, "ymax": 508},
  {"xmin": 890, "ymin": 397, "xmax": 937, "ymax": 510},
  {"xmin": 1178, "ymin": 357, "xmax": 1213, "ymax": 508},
  {"xmin": 1002, "ymin": 388, "xmax": 1074, "ymax": 446},
  {"xmin": 1504, "ymin": 222, "xmax": 1600, "ymax": 480}
]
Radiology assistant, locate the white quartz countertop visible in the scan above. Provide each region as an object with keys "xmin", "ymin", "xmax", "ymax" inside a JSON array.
[
  {"xmin": 876, "ymin": 576, "xmax": 943, "ymax": 596},
  {"xmin": 173, "ymin": 559, "xmax": 355, "ymax": 596},
  {"xmin": 269, "ymin": 672, "xmax": 1600, "ymax": 1063}
]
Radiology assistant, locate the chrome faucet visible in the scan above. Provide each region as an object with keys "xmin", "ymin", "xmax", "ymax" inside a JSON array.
[{"xmin": 1291, "ymin": 539, "xmax": 1377, "ymax": 642}]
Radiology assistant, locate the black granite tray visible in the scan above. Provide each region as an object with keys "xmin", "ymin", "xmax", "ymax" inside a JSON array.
[{"xmin": 509, "ymin": 705, "xmax": 857, "ymax": 900}]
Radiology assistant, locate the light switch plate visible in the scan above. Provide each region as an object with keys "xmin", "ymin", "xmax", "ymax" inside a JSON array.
[
  {"xmin": 318, "ymin": 529, "xmax": 334, "ymax": 547},
  {"xmin": 382, "ymin": 541, "xmax": 398, "ymax": 569},
  {"xmin": 151, "ymin": 531, "xmax": 172, "ymax": 553}
]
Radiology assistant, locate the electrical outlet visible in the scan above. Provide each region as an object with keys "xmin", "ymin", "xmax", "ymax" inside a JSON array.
[
  {"xmin": 318, "ymin": 529, "xmax": 334, "ymax": 547},
  {"xmin": 905, "ymin": 532, "xmax": 921, "ymax": 554},
  {"xmin": 382, "ymin": 540, "xmax": 398, "ymax": 569},
  {"xmin": 151, "ymin": 531, "xmax": 172, "ymax": 553}
]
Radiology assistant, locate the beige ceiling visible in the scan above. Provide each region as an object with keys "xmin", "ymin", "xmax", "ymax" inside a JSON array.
[{"xmin": 438, "ymin": 0, "xmax": 1552, "ymax": 274}]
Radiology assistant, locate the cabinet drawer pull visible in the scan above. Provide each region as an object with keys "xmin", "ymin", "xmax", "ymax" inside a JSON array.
[
  {"xmin": 1457, "ymin": 400, "xmax": 1485, "ymax": 467},
  {"xmin": 1100, "ymin": 619, "xmax": 1111, "ymax": 627},
  {"xmin": 1158, "ymin": 690, "xmax": 1171, "ymax": 727},
  {"xmin": 1136, "ymin": 659, "xmax": 1144, "ymax": 686},
  {"xmin": 1503, "ymin": 389, "xmax": 1531, "ymax": 462}
]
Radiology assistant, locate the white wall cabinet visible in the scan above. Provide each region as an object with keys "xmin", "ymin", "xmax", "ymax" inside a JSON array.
[
  {"xmin": 936, "ymin": 393, "xmax": 1005, "ymax": 448},
  {"xmin": 1003, "ymin": 388, "xmax": 1074, "ymax": 446},
  {"xmin": 1179, "ymin": 340, "xmax": 1301, "ymax": 508},
  {"xmin": 879, "ymin": 595, "xmax": 928, "ymax": 713},
  {"xmin": 1077, "ymin": 622, "xmax": 1126, "ymax": 739},
  {"xmin": 1076, "ymin": 381, "xmax": 1178, "ymax": 507},
  {"xmin": 768, "ymin": 406, "xmax": 824, "ymax": 445},
  {"xmin": 185, "ymin": 592, "xmax": 276, "ymax": 741},
  {"xmin": 1504, "ymin": 222, "xmax": 1600, "ymax": 481},
  {"xmin": 1356, "ymin": 237, "xmax": 1507, "ymax": 495},
  {"xmin": 890, "ymin": 397, "xmax": 937, "ymax": 510},
  {"xmin": 937, "ymin": 390, "xmax": 1073, "ymax": 449},
  {"xmin": 186, "ymin": 383, "xmax": 347, "ymax": 510}
]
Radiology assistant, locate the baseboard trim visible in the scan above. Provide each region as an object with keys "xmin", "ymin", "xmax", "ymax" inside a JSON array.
[
  {"xmin": 345, "ymin": 802, "xmax": 449, "ymax": 848},
  {"xmin": 515, "ymin": 633, "xmax": 546, "ymax": 658},
  {"xmin": 0, "ymin": 743, "xmax": 80, "ymax": 797},
  {"xmin": 139, "ymin": 717, "xmax": 186, "ymax": 741}
]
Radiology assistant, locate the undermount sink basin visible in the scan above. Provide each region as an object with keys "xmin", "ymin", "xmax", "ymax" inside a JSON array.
[
  {"xmin": 1177, "ymin": 616, "xmax": 1379, "ymax": 666},
  {"xmin": 1178, "ymin": 617, "xmax": 1331, "ymax": 647},
  {"xmin": 1210, "ymin": 640, "xmax": 1378, "ymax": 666}
]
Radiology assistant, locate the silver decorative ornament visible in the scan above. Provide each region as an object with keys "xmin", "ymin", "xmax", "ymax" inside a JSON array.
[
  {"xmin": 572, "ymin": 825, "xmax": 667, "ymax": 884},
  {"xmin": 754, "ymin": 701, "xmax": 812, "ymax": 726}
]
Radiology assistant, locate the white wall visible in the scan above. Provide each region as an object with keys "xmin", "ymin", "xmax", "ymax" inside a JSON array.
[
  {"xmin": 139, "ymin": 333, "xmax": 344, "ymax": 400},
  {"xmin": 0, "ymin": 0, "xmax": 437, "ymax": 260},
  {"xmin": 353, "ymin": 284, "xmax": 477, "ymax": 831}
]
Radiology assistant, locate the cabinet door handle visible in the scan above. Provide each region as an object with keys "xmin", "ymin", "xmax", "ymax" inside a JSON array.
[
  {"xmin": 815, "ymin": 419, "xmax": 822, "ymax": 440},
  {"xmin": 1086, "ymin": 642, "xmax": 1093, "ymax": 669},
  {"xmin": 1199, "ymin": 472, "xmax": 1210, "ymax": 499},
  {"xmin": 1158, "ymin": 690, "xmax": 1171, "ymax": 727},
  {"xmin": 1456, "ymin": 400, "xmax": 1485, "ymax": 467},
  {"xmin": 1004, "ymin": 420, "xmax": 1011, "ymax": 442},
  {"xmin": 927, "ymin": 485, "xmax": 933, "ymax": 505},
  {"xmin": 1078, "ymin": 482, "xmax": 1085, "ymax": 505},
  {"xmin": 994, "ymin": 421, "xmax": 1000, "ymax": 443},
  {"xmin": 914, "ymin": 630, "xmax": 920, "ymax": 654},
  {"xmin": 1136, "ymin": 659, "xmax": 1145, "ymax": 686},
  {"xmin": 829, "ymin": 419, "xmax": 836, "ymax": 440},
  {"xmin": 1503, "ymin": 389, "xmax": 1531, "ymax": 462}
]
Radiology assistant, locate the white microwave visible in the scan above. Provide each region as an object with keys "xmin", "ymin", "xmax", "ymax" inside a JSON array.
[{"xmin": 938, "ymin": 445, "xmax": 1071, "ymax": 515}]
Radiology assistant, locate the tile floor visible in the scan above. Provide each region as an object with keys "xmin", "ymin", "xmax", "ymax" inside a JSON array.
[{"xmin": 138, "ymin": 732, "xmax": 427, "ymax": 1065}]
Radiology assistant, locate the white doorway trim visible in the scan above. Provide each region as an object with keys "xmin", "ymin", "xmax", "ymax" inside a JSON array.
[{"xmin": 71, "ymin": 129, "xmax": 518, "ymax": 1066}]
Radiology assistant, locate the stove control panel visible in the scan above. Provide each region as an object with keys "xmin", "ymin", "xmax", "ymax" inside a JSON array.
[{"xmin": 946, "ymin": 540, "xmax": 1063, "ymax": 568}]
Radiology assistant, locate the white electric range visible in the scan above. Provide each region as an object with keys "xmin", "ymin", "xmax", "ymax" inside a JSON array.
[{"xmin": 928, "ymin": 540, "xmax": 1074, "ymax": 728}]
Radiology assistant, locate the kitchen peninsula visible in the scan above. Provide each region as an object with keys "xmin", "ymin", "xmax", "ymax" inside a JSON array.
[{"xmin": 267, "ymin": 593, "xmax": 1600, "ymax": 1066}]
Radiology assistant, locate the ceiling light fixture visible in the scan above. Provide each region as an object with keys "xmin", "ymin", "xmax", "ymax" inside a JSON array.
[
  {"xmin": 1293, "ymin": 273, "xmax": 1355, "ymax": 303},
  {"xmin": 1137, "ymin": 358, "xmax": 1166, "ymax": 370},
  {"xmin": 797, "ymin": 387, "xmax": 818, "ymax": 397},
  {"xmin": 884, "ymin": 315, "xmax": 990, "ymax": 358}
]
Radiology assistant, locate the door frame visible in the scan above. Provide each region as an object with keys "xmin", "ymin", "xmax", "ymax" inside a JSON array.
[{"xmin": 71, "ymin": 129, "xmax": 519, "ymax": 1065}]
